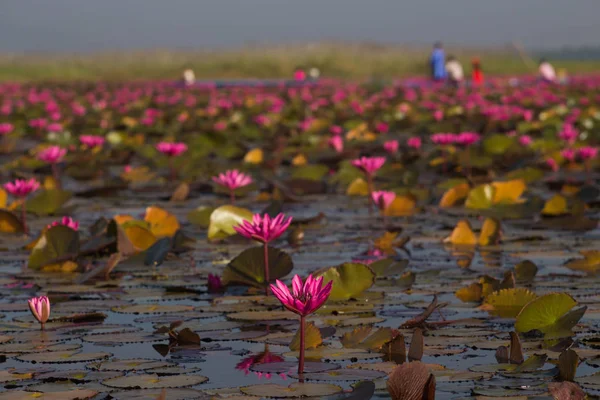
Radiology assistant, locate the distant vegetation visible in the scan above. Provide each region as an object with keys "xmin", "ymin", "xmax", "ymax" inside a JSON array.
[{"xmin": 1, "ymin": 43, "xmax": 599, "ymax": 81}]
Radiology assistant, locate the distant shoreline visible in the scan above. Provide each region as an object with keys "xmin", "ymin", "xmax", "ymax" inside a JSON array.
[{"xmin": 1, "ymin": 43, "xmax": 598, "ymax": 82}]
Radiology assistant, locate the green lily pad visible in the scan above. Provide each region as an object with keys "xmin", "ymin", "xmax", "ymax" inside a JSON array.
[
  {"xmin": 483, "ymin": 134, "xmax": 515, "ymax": 155},
  {"xmin": 26, "ymin": 189, "xmax": 72, "ymax": 216},
  {"xmin": 515, "ymin": 293, "xmax": 584, "ymax": 336},
  {"xmin": 291, "ymin": 164, "xmax": 329, "ymax": 181},
  {"xmin": 207, "ymin": 205, "xmax": 253, "ymax": 241},
  {"xmin": 465, "ymin": 184, "xmax": 494, "ymax": 209},
  {"xmin": 28, "ymin": 225, "xmax": 80, "ymax": 270},
  {"xmin": 223, "ymin": 246, "xmax": 293, "ymax": 287},
  {"xmin": 315, "ymin": 263, "xmax": 375, "ymax": 302},
  {"xmin": 187, "ymin": 206, "xmax": 216, "ymax": 228}
]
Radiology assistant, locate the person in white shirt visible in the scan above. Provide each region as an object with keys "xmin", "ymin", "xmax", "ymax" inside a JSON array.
[
  {"xmin": 539, "ymin": 59, "xmax": 556, "ymax": 82},
  {"xmin": 445, "ymin": 56, "xmax": 464, "ymax": 88},
  {"xmin": 182, "ymin": 69, "xmax": 196, "ymax": 86}
]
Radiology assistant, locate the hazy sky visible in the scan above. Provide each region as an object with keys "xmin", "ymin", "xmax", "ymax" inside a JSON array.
[{"xmin": 1, "ymin": 0, "xmax": 598, "ymax": 52}]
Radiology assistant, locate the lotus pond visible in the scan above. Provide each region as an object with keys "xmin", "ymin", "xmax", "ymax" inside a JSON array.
[{"xmin": 0, "ymin": 77, "xmax": 599, "ymax": 399}]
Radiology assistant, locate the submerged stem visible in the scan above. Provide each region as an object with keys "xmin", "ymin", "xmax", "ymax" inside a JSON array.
[{"xmin": 230, "ymin": 189, "xmax": 235, "ymax": 205}]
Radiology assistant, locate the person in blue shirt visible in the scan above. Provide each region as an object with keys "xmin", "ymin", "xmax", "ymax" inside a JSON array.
[{"xmin": 430, "ymin": 42, "xmax": 447, "ymax": 81}]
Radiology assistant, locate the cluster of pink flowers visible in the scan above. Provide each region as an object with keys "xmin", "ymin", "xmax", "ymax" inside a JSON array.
[{"xmin": 432, "ymin": 132, "xmax": 480, "ymax": 147}]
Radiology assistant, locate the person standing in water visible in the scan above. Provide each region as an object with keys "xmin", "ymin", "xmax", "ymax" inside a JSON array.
[
  {"xmin": 430, "ymin": 42, "xmax": 447, "ymax": 82},
  {"xmin": 471, "ymin": 58, "xmax": 484, "ymax": 86},
  {"xmin": 445, "ymin": 55, "xmax": 464, "ymax": 88},
  {"xmin": 539, "ymin": 59, "xmax": 556, "ymax": 83}
]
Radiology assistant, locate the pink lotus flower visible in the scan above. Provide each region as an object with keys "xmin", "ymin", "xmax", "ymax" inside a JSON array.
[
  {"xmin": 271, "ymin": 274, "xmax": 332, "ymax": 317},
  {"xmin": 329, "ymin": 125, "xmax": 343, "ymax": 136},
  {"xmin": 561, "ymin": 148, "xmax": 576, "ymax": 162},
  {"xmin": 351, "ymin": 156, "xmax": 386, "ymax": 176},
  {"xmin": 213, "ymin": 121, "xmax": 228, "ymax": 131},
  {"xmin": 578, "ymin": 146, "xmax": 598, "ymax": 160},
  {"xmin": 431, "ymin": 133, "xmax": 456, "ymax": 146},
  {"xmin": 212, "ymin": 170, "xmax": 253, "ymax": 203},
  {"xmin": 383, "ymin": 140, "xmax": 399, "ymax": 155},
  {"xmin": 433, "ymin": 110, "xmax": 444, "ymax": 121},
  {"xmin": 371, "ymin": 190, "xmax": 396, "ymax": 211},
  {"xmin": 208, "ymin": 274, "xmax": 224, "ymax": 293},
  {"xmin": 46, "ymin": 123, "xmax": 63, "ymax": 133},
  {"xmin": 519, "ymin": 135, "xmax": 533, "ymax": 147},
  {"xmin": 234, "ymin": 213, "xmax": 293, "ymax": 244},
  {"xmin": 48, "ymin": 216, "xmax": 79, "ymax": 231},
  {"xmin": 407, "ymin": 137, "xmax": 422, "ymax": 150},
  {"xmin": 79, "ymin": 135, "xmax": 105, "ymax": 148},
  {"xmin": 0, "ymin": 123, "xmax": 13, "ymax": 135},
  {"xmin": 28, "ymin": 296, "xmax": 50, "ymax": 330},
  {"xmin": 558, "ymin": 124, "xmax": 578, "ymax": 144},
  {"xmin": 270, "ymin": 274, "xmax": 333, "ymax": 375},
  {"xmin": 38, "ymin": 146, "xmax": 67, "ymax": 164},
  {"xmin": 546, "ymin": 158, "xmax": 559, "ymax": 172},
  {"xmin": 155, "ymin": 142, "xmax": 187, "ymax": 157},
  {"xmin": 455, "ymin": 132, "xmax": 480, "ymax": 147},
  {"xmin": 328, "ymin": 136, "xmax": 344, "ymax": 153},
  {"xmin": 375, "ymin": 122, "xmax": 389, "ymax": 134},
  {"xmin": 235, "ymin": 213, "xmax": 293, "ymax": 295},
  {"xmin": 4, "ymin": 178, "xmax": 40, "ymax": 198},
  {"xmin": 4, "ymin": 178, "xmax": 40, "ymax": 234},
  {"xmin": 29, "ymin": 118, "xmax": 48, "ymax": 130}
]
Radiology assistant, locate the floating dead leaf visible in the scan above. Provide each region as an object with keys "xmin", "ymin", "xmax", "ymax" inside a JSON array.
[
  {"xmin": 102, "ymin": 373, "xmax": 208, "ymax": 389},
  {"xmin": 289, "ymin": 322, "xmax": 322, "ymax": 351},
  {"xmin": 170, "ymin": 182, "xmax": 190, "ymax": 202},
  {"xmin": 542, "ymin": 194, "xmax": 568, "ymax": 216},
  {"xmin": 346, "ymin": 178, "xmax": 369, "ymax": 196},
  {"xmin": 439, "ymin": 182, "xmax": 470, "ymax": 208},
  {"xmin": 482, "ymin": 288, "xmax": 537, "ymax": 318},
  {"xmin": 144, "ymin": 206, "xmax": 180, "ymax": 237},
  {"xmin": 444, "ymin": 220, "xmax": 476, "ymax": 246},
  {"xmin": 241, "ymin": 383, "xmax": 342, "ymax": 398}
]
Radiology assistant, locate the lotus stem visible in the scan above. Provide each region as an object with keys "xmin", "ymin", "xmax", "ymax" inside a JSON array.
[
  {"xmin": 21, "ymin": 200, "xmax": 28, "ymax": 235},
  {"xmin": 40, "ymin": 322, "xmax": 45, "ymax": 331},
  {"xmin": 169, "ymin": 158, "xmax": 177, "ymax": 181},
  {"xmin": 263, "ymin": 243, "xmax": 270, "ymax": 296},
  {"xmin": 230, "ymin": 189, "xmax": 236, "ymax": 205},
  {"xmin": 52, "ymin": 163, "xmax": 61, "ymax": 190},
  {"xmin": 298, "ymin": 315, "xmax": 305, "ymax": 378},
  {"xmin": 366, "ymin": 174, "xmax": 374, "ymax": 215}
]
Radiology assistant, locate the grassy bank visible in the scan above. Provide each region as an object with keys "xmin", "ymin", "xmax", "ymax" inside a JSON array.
[{"xmin": 1, "ymin": 43, "xmax": 599, "ymax": 82}]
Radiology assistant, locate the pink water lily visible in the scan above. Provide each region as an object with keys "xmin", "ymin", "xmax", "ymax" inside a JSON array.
[
  {"xmin": 519, "ymin": 135, "xmax": 533, "ymax": 147},
  {"xmin": 0, "ymin": 122, "xmax": 13, "ymax": 135},
  {"xmin": 383, "ymin": 140, "xmax": 399, "ymax": 155},
  {"xmin": 234, "ymin": 213, "xmax": 293, "ymax": 244},
  {"xmin": 28, "ymin": 296, "xmax": 50, "ymax": 330},
  {"xmin": 4, "ymin": 178, "xmax": 40, "ymax": 234},
  {"xmin": 4, "ymin": 178, "xmax": 40, "ymax": 198},
  {"xmin": 212, "ymin": 169, "xmax": 253, "ymax": 204},
  {"xmin": 455, "ymin": 132, "xmax": 480, "ymax": 147},
  {"xmin": 328, "ymin": 136, "xmax": 344, "ymax": 153},
  {"xmin": 578, "ymin": 146, "xmax": 598, "ymax": 160},
  {"xmin": 270, "ymin": 274, "xmax": 333, "ymax": 375},
  {"xmin": 431, "ymin": 133, "xmax": 456, "ymax": 146},
  {"xmin": 79, "ymin": 135, "xmax": 105, "ymax": 148},
  {"xmin": 207, "ymin": 274, "xmax": 224, "ymax": 293},
  {"xmin": 38, "ymin": 145, "xmax": 66, "ymax": 164},
  {"xmin": 351, "ymin": 156, "xmax": 386, "ymax": 176},
  {"xmin": 234, "ymin": 213, "xmax": 293, "ymax": 294},
  {"xmin": 407, "ymin": 136, "xmax": 422, "ymax": 150},
  {"xmin": 372, "ymin": 190, "xmax": 396, "ymax": 212},
  {"xmin": 156, "ymin": 141, "xmax": 187, "ymax": 179},
  {"xmin": 155, "ymin": 141, "xmax": 187, "ymax": 157},
  {"xmin": 48, "ymin": 216, "xmax": 79, "ymax": 231},
  {"xmin": 561, "ymin": 148, "xmax": 576, "ymax": 162}
]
